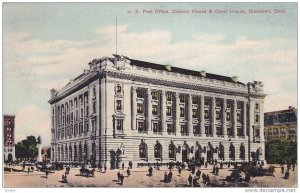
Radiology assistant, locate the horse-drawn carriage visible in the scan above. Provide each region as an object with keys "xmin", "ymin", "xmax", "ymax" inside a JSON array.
[{"xmin": 79, "ymin": 166, "xmax": 95, "ymax": 177}]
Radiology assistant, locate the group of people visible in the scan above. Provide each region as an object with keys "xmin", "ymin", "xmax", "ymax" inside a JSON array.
[
  {"xmin": 115, "ymin": 167, "xmax": 131, "ymax": 186},
  {"xmin": 281, "ymin": 163, "xmax": 296, "ymax": 180}
]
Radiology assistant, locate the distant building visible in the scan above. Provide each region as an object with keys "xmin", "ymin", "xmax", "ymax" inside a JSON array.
[
  {"xmin": 49, "ymin": 55, "xmax": 266, "ymax": 168},
  {"xmin": 264, "ymin": 106, "xmax": 297, "ymax": 142},
  {"xmin": 3, "ymin": 115, "xmax": 16, "ymax": 162}
]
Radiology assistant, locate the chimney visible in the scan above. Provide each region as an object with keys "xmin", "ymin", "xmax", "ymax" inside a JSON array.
[
  {"xmin": 231, "ymin": 76, "xmax": 238, "ymax": 82},
  {"xmin": 200, "ymin": 70, "xmax": 206, "ymax": 77},
  {"xmin": 165, "ymin": 64, "xmax": 172, "ymax": 71}
]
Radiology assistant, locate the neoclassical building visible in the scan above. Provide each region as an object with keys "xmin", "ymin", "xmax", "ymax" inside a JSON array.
[{"xmin": 49, "ymin": 55, "xmax": 266, "ymax": 168}]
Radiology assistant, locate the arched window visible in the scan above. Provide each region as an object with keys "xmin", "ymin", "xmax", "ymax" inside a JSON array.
[
  {"xmin": 154, "ymin": 142, "xmax": 162, "ymax": 160},
  {"xmin": 240, "ymin": 143, "xmax": 245, "ymax": 160},
  {"xmin": 229, "ymin": 143, "xmax": 235, "ymax": 161},
  {"xmin": 169, "ymin": 143, "xmax": 176, "ymax": 160},
  {"xmin": 139, "ymin": 142, "xmax": 148, "ymax": 161}
]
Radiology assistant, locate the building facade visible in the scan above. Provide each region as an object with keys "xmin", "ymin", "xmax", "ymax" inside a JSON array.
[
  {"xmin": 264, "ymin": 106, "xmax": 297, "ymax": 142},
  {"xmin": 3, "ymin": 115, "xmax": 16, "ymax": 162},
  {"xmin": 49, "ymin": 55, "xmax": 266, "ymax": 168}
]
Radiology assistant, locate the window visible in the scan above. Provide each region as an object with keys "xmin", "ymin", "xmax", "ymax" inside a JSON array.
[
  {"xmin": 179, "ymin": 95, "xmax": 185, "ymax": 103},
  {"xmin": 226, "ymin": 112, "xmax": 231, "ymax": 121},
  {"xmin": 166, "ymin": 93, "xmax": 172, "ymax": 101},
  {"xmin": 137, "ymin": 90, "xmax": 143, "ymax": 98},
  {"xmin": 166, "ymin": 106, "xmax": 172, "ymax": 116},
  {"xmin": 152, "ymin": 91, "xmax": 158, "ymax": 100},
  {"xmin": 116, "ymin": 100, "xmax": 122, "ymax": 111},
  {"xmin": 192, "ymin": 97, "xmax": 198, "ymax": 104},
  {"xmin": 93, "ymin": 101, "xmax": 96, "ymax": 114},
  {"xmin": 216, "ymin": 100, "xmax": 221, "ymax": 107},
  {"xmin": 204, "ymin": 110, "xmax": 209, "ymax": 119},
  {"xmin": 154, "ymin": 143, "xmax": 162, "ymax": 159},
  {"xmin": 138, "ymin": 122, "xmax": 145, "ymax": 131},
  {"xmin": 227, "ymin": 101, "xmax": 231, "ymax": 109},
  {"xmin": 193, "ymin": 125, "xmax": 200, "ymax": 134},
  {"xmin": 268, "ymin": 129, "xmax": 272, "ymax": 135},
  {"xmin": 117, "ymin": 85, "xmax": 122, "ymax": 93},
  {"xmin": 139, "ymin": 142, "xmax": 148, "ymax": 160},
  {"xmin": 237, "ymin": 102, "xmax": 242, "ymax": 110},
  {"xmin": 216, "ymin": 111, "xmax": 221, "ymax": 120},
  {"xmin": 205, "ymin": 125, "xmax": 212, "ymax": 135},
  {"xmin": 153, "ymin": 123, "xmax": 158, "ymax": 132},
  {"xmin": 137, "ymin": 103, "xmax": 143, "ymax": 114},
  {"xmin": 169, "ymin": 144, "xmax": 176, "ymax": 159},
  {"xmin": 237, "ymin": 113, "xmax": 241, "ymax": 122},
  {"xmin": 116, "ymin": 119, "xmax": 123, "ymax": 131},
  {"xmin": 167, "ymin": 124, "xmax": 175, "ymax": 133},
  {"xmin": 152, "ymin": 105, "xmax": 158, "ymax": 115},
  {"xmin": 180, "ymin": 125, "xmax": 187, "ymax": 133},
  {"xmin": 216, "ymin": 127, "xmax": 222, "ymax": 135},
  {"xmin": 204, "ymin": 98, "xmax": 210, "ymax": 106},
  {"xmin": 180, "ymin": 107, "xmax": 185, "ymax": 117},
  {"xmin": 255, "ymin": 103, "xmax": 259, "ymax": 110},
  {"xmin": 93, "ymin": 86, "xmax": 96, "ymax": 98},
  {"xmin": 192, "ymin": 109, "xmax": 197, "ymax": 118},
  {"xmin": 255, "ymin": 114, "xmax": 259, "ymax": 123}
]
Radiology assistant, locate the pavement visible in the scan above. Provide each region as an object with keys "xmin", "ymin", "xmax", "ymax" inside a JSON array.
[{"xmin": 3, "ymin": 164, "xmax": 297, "ymax": 188}]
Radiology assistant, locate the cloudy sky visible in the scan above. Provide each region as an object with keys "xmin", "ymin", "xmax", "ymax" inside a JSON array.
[{"xmin": 3, "ymin": 3, "xmax": 297, "ymax": 146}]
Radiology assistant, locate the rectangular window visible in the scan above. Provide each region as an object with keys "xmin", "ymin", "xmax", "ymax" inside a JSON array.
[
  {"xmin": 152, "ymin": 105, "xmax": 158, "ymax": 115},
  {"xmin": 204, "ymin": 110, "xmax": 209, "ymax": 119},
  {"xmin": 138, "ymin": 122, "xmax": 145, "ymax": 131},
  {"xmin": 180, "ymin": 107, "xmax": 185, "ymax": 117},
  {"xmin": 166, "ymin": 106, "xmax": 172, "ymax": 116},
  {"xmin": 166, "ymin": 93, "xmax": 172, "ymax": 101},
  {"xmin": 216, "ymin": 100, "xmax": 221, "ymax": 107},
  {"xmin": 192, "ymin": 109, "xmax": 197, "ymax": 118},
  {"xmin": 192, "ymin": 97, "xmax": 198, "ymax": 104},
  {"xmin": 93, "ymin": 101, "xmax": 96, "ymax": 114},
  {"xmin": 117, "ymin": 85, "xmax": 122, "ymax": 93},
  {"xmin": 255, "ymin": 114, "xmax": 259, "ymax": 123},
  {"xmin": 255, "ymin": 103, "xmax": 259, "ymax": 110},
  {"xmin": 216, "ymin": 111, "xmax": 221, "ymax": 120},
  {"xmin": 137, "ymin": 103, "xmax": 143, "ymax": 114},
  {"xmin": 226, "ymin": 112, "xmax": 231, "ymax": 121},
  {"xmin": 204, "ymin": 98, "xmax": 210, "ymax": 106},
  {"xmin": 116, "ymin": 100, "xmax": 122, "ymax": 111},
  {"xmin": 153, "ymin": 123, "xmax": 158, "ymax": 132},
  {"xmin": 180, "ymin": 95, "xmax": 185, "ymax": 103},
  {"xmin": 167, "ymin": 124, "xmax": 175, "ymax": 133},
  {"xmin": 216, "ymin": 127, "xmax": 222, "ymax": 135},
  {"xmin": 137, "ymin": 90, "xmax": 143, "ymax": 98},
  {"xmin": 152, "ymin": 91, "xmax": 158, "ymax": 100},
  {"xmin": 193, "ymin": 125, "xmax": 200, "ymax": 134},
  {"xmin": 237, "ymin": 113, "xmax": 241, "ymax": 122},
  {"xmin": 116, "ymin": 119, "xmax": 123, "ymax": 131},
  {"xmin": 180, "ymin": 125, "xmax": 187, "ymax": 133}
]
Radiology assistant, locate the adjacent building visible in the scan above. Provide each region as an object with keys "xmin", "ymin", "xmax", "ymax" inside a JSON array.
[
  {"xmin": 3, "ymin": 115, "xmax": 16, "ymax": 162},
  {"xmin": 49, "ymin": 55, "xmax": 266, "ymax": 168},
  {"xmin": 264, "ymin": 106, "xmax": 297, "ymax": 142}
]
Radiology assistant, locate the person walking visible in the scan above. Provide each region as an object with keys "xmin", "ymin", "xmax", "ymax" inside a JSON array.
[
  {"xmin": 196, "ymin": 169, "xmax": 201, "ymax": 179},
  {"xmin": 120, "ymin": 173, "xmax": 124, "ymax": 185},
  {"xmin": 122, "ymin": 162, "xmax": 125, "ymax": 170},
  {"xmin": 168, "ymin": 170, "xmax": 173, "ymax": 182},
  {"xmin": 27, "ymin": 167, "xmax": 30, "ymax": 174},
  {"xmin": 178, "ymin": 167, "xmax": 182, "ymax": 176},
  {"xmin": 148, "ymin": 166, "xmax": 153, "ymax": 176},
  {"xmin": 164, "ymin": 172, "xmax": 168, "ymax": 183},
  {"xmin": 104, "ymin": 164, "xmax": 107, "ymax": 173},
  {"xmin": 117, "ymin": 171, "xmax": 121, "ymax": 182},
  {"xmin": 292, "ymin": 164, "xmax": 295, "ymax": 171},
  {"xmin": 188, "ymin": 174, "xmax": 193, "ymax": 187},
  {"xmin": 215, "ymin": 166, "xmax": 219, "ymax": 176},
  {"xmin": 281, "ymin": 165, "xmax": 284, "ymax": 174},
  {"xmin": 205, "ymin": 161, "xmax": 208, "ymax": 168},
  {"xmin": 45, "ymin": 170, "xmax": 49, "ymax": 179},
  {"xmin": 202, "ymin": 173, "xmax": 206, "ymax": 185},
  {"xmin": 213, "ymin": 165, "xmax": 216, "ymax": 175},
  {"xmin": 127, "ymin": 167, "xmax": 131, "ymax": 177}
]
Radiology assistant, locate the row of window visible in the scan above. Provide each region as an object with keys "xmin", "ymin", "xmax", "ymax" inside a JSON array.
[{"xmin": 267, "ymin": 127, "xmax": 296, "ymax": 135}]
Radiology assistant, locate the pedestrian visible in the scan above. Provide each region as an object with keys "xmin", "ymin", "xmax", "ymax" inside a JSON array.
[
  {"xmin": 45, "ymin": 170, "xmax": 49, "ymax": 179},
  {"xmin": 27, "ymin": 167, "xmax": 30, "ymax": 174},
  {"xmin": 191, "ymin": 166, "xmax": 195, "ymax": 175},
  {"xmin": 196, "ymin": 169, "xmax": 201, "ymax": 178},
  {"xmin": 205, "ymin": 161, "xmax": 208, "ymax": 168},
  {"xmin": 220, "ymin": 162, "xmax": 223, "ymax": 169},
  {"xmin": 104, "ymin": 164, "xmax": 107, "ymax": 173},
  {"xmin": 281, "ymin": 165, "xmax": 284, "ymax": 174},
  {"xmin": 292, "ymin": 164, "xmax": 295, "ymax": 171},
  {"xmin": 206, "ymin": 174, "xmax": 210, "ymax": 186},
  {"xmin": 216, "ymin": 166, "xmax": 219, "ymax": 176},
  {"xmin": 31, "ymin": 166, "xmax": 34, "ymax": 172},
  {"xmin": 188, "ymin": 174, "xmax": 193, "ymax": 187},
  {"xmin": 148, "ymin": 166, "xmax": 153, "ymax": 176},
  {"xmin": 168, "ymin": 170, "xmax": 173, "ymax": 182},
  {"xmin": 99, "ymin": 164, "xmax": 102, "ymax": 172},
  {"xmin": 117, "ymin": 171, "xmax": 121, "ymax": 182},
  {"xmin": 213, "ymin": 165, "xmax": 216, "ymax": 174},
  {"xmin": 284, "ymin": 171, "xmax": 290, "ymax": 179},
  {"xmin": 127, "ymin": 167, "xmax": 130, "ymax": 177},
  {"xmin": 122, "ymin": 162, "xmax": 125, "ymax": 170},
  {"xmin": 120, "ymin": 173, "xmax": 124, "ymax": 185},
  {"xmin": 193, "ymin": 176, "xmax": 198, "ymax": 187},
  {"xmin": 164, "ymin": 172, "xmax": 168, "ymax": 183},
  {"xmin": 178, "ymin": 167, "xmax": 182, "ymax": 176},
  {"xmin": 202, "ymin": 173, "xmax": 206, "ymax": 184}
]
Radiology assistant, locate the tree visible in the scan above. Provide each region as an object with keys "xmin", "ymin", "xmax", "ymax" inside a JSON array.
[
  {"xmin": 15, "ymin": 135, "xmax": 39, "ymax": 161},
  {"xmin": 265, "ymin": 139, "xmax": 297, "ymax": 164}
]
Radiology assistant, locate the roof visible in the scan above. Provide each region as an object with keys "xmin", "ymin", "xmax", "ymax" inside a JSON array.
[
  {"xmin": 264, "ymin": 109, "xmax": 297, "ymax": 125},
  {"xmin": 130, "ymin": 59, "xmax": 245, "ymax": 85}
]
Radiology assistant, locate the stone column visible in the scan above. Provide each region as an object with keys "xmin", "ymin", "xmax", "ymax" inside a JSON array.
[
  {"xmin": 188, "ymin": 94, "xmax": 193, "ymax": 135},
  {"xmin": 233, "ymin": 100, "xmax": 237, "ymax": 138},
  {"xmin": 131, "ymin": 87, "xmax": 137, "ymax": 130},
  {"xmin": 211, "ymin": 97, "xmax": 216, "ymax": 137},
  {"xmin": 200, "ymin": 95, "xmax": 205, "ymax": 135},
  {"xmin": 161, "ymin": 90, "xmax": 166, "ymax": 132},
  {"xmin": 243, "ymin": 101, "xmax": 247, "ymax": 137},
  {"xmin": 147, "ymin": 88, "xmax": 152, "ymax": 131},
  {"xmin": 175, "ymin": 93, "xmax": 180, "ymax": 136},
  {"xmin": 222, "ymin": 98, "xmax": 227, "ymax": 137}
]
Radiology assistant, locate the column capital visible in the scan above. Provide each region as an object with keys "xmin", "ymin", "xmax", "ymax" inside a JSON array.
[
  {"xmin": 131, "ymin": 86, "xmax": 137, "ymax": 92},
  {"xmin": 146, "ymin": 87, "xmax": 151, "ymax": 95}
]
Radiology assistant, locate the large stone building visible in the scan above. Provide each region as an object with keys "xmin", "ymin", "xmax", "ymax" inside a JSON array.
[
  {"xmin": 264, "ymin": 106, "xmax": 297, "ymax": 142},
  {"xmin": 3, "ymin": 115, "xmax": 16, "ymax": 162},
  {"xmin": 49, "ymin": 55, "xmax": 266, "ymax": 168}
]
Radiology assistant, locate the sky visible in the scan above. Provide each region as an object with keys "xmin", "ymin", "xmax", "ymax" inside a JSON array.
[{"xmin": 3, "ymin": 3, "xmax": 297, "ymax": 147}]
